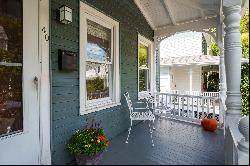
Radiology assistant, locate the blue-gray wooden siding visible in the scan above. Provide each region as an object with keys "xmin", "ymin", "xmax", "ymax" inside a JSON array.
[{"xmin": 50, "ymin": 0, "xmax": 154, "ymax": 164}]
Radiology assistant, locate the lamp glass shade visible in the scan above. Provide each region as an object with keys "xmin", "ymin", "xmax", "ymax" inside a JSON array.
[{"xmin": 59, "ymin": 6, "xmax": 72, "ymax": 24}]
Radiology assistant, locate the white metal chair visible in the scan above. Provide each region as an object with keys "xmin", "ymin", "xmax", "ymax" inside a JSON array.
[{"xmin": 124, "ymin": 92, "xmax": 155, "ymax": 146}]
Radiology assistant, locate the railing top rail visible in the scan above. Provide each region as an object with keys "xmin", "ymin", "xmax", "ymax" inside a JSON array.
[{"xmin": 158, "ymin": 92, "xmax": 219, "ymax": 100}]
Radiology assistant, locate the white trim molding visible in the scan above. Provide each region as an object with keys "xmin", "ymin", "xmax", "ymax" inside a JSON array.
[
  {"xmin": 80, "ymin": 2, "xmax": 120, "ymax": 115},
  {"xmin": 38, "ymin": 0, "xmax": 51, "ymax": 164},
  {"xmin": 138, "ymin": 34, "xmax": 154, "ymax": 99},
  {"xmin": 155, "ymin": 17, "xmax": 218, "ymax": 42}
]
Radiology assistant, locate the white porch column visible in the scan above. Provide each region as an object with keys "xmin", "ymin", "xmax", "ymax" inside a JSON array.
[
  {"xmin": 217, "ymin": 22, "xmax": 227, "ymax": 127},
  {"xmin": 223, "ymin": 2, "xmax": 242, "ymax": 123},
  {"xmin": 154, "ymin": 38, "xmax": 161, "ymax": 93},
  {"xmin": 223, "ymin": 1, "xmax": 249, "ymax": 165}
]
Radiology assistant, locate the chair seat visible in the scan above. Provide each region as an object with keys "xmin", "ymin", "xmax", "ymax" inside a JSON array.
[{"xmin": 131, "ymin": 111, "xmax": 155, "ymax": 120}]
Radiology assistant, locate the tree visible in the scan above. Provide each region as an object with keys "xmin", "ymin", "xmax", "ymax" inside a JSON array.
[{"xmin": 240, "ymin": 9, "xmax": 249, "ymax": 116}]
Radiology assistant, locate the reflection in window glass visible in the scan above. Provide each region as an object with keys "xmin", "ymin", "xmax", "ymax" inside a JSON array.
[
  {"xmin": 86, "ymin": 62, "xmax": 110, "ymax": 100},
  {"xmin": 139, "ymin": 43, "xmax": 149, "ymax": 92},
  {"xmin": 0, "ymin": 0, "xmax": 23, "ymax": 136},
  {"xmin": 86, "ymin": 19, "xmax": 112, "ymax": 100},
  {"xmin": 87, "ymin": 19, "xmax": 111, "ymax": 62}
]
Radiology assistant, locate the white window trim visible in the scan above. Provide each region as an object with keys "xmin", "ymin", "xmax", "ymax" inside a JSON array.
[
  {"xmin": 80, "ymin": 2, "xmax": 120, "ymax": 115},
  {"xmin": 138, "ymin": 34, "xmax": 154, "ymax": 100}
]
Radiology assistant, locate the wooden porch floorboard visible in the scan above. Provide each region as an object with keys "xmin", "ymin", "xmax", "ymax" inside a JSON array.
[{"xmin": 99, "ymin": 117, "xmax": 224, "ymax": 165}]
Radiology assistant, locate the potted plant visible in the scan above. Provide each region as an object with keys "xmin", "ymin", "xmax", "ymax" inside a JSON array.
[{"xmin": 67, "ymin": 121, "xmax": 109, "ymax": 165}]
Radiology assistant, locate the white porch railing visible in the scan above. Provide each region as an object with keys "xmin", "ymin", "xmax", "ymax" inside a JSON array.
[
  {"xmin": 225, "ymin": 116, "xmax": 249, "ymax": 165},
  {"xmin": 153, "ymin": 92, "xmax": 223, "ymax": 126},
  {"xmin": 168, "ymin": 90, "xmax": 219, "ymax": 98}
]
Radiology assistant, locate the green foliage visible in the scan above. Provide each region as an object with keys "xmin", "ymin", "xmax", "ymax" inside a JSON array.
[
  {"xmin": 240, "ymin": 9, "xmax": 249, "ymax": 116},
  {"xmin": 139, "ymin": 43, "xmax": 148, "ymax": 66},
  {"xmin": 210, "ymin": 38, "xmax": 220, "ymax": 56},
  {"xmin": 241, "ymin": 33, "xmax": 249, "ymax": 58},
  {"xmin": 240, "ymin": 9, "xmax": 249, "ymax": 34},
  {"xmin": 139, "ymin": 70, "xmax": 146, "ymax": 91},
  {"xmin": 207, "ymin": 72, "xmax": 219, "ymax": 92},
  {"xmin": 87, "ymin": 77, "xmax": 106, "ymax": 93},
  {"xmin": 67, "ymin": 128, "xmax": 109, "ymax": 156},
  {"xmin": 241, "ymin": 63, "xmax": 249, "ymax": 116}
]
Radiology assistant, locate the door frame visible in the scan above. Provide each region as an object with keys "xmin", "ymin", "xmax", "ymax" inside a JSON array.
[{"xmin": 38, "ymin": 0, "xmax": 51, "ymax": 164}]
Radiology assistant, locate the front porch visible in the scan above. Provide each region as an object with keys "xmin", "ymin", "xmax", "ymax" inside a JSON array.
[{"xmin": 99, "ymin": 117, "xmax": 224, "ymax": 165}]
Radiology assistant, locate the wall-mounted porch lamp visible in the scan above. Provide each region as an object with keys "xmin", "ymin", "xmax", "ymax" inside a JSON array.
[{"xmin": 59, "ymin": 5, "xmax": 72, "ymax": 24}]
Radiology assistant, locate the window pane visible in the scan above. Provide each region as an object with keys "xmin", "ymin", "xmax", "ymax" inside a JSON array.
[
  {"xmin": 139, "ymin": 43, "xmax": 148, "ymax": 67},
  {"xmin": 0, "ymin": 0, "xmax": 23, "ymax": 136},
  {"xmin": 139, "ymin": 69, "xmax": 149, "ymax": 92},
  {"xmin": 86, "ymin": 62, "xmax": 110, "ymax": 100},
  {"xmin": 87, "ymin": 19, "xmax": 111, "ymax": 62}
]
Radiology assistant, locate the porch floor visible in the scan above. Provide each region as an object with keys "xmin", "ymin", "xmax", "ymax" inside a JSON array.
[{"xmin": 99, "ymin": 117, "xmax": 225, "ymax": 165}]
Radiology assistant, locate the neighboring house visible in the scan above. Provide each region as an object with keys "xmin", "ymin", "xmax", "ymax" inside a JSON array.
[
  {"xmin": 0, "ymin": 0, "xmax": 248, "ymax": 165},
  {"xmin": 159, "ymin": 32, "xmax": 248, "ymax": 93}
]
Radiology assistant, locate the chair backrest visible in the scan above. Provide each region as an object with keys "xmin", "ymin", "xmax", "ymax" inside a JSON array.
[{"xmin": 124, "ymin": 92, "xmax": 133, "ymax": 115}]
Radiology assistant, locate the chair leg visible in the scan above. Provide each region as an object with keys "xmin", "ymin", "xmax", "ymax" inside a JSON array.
[
  {"xmin": 148, "ymin": 121, "xmax": 154, "ymax": 147},
  {"xmin": 125, "ymin": 120, "xmax": 132, "ymax": 144}
]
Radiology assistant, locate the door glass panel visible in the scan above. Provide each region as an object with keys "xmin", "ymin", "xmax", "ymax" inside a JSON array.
[{"xmin": 0, "ymin": 0, "xmax": 23, "ymax": 136}]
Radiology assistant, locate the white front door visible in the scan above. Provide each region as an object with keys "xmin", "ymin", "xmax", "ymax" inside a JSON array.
[{"xmin": 0, "ymin": 0, "xmax": 41, "ymax": 164}]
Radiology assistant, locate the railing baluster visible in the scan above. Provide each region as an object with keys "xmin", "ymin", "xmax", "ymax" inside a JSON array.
[
  {"xmin": 178, "ymin": 95, "xmax": 180, "ymax": 116},
  {"xmin": 212, "ymin": 99, "xmax": 216, "ymax": 119},
  {"xmin": 201, "ymin": 97, "xmax": 204, "ymax": 119},
  {"xmin": 207, "ymin": 98, "xmax": 210, "ymax": 118},
  {"xmin": 192, "ymin": 96, "xmax": 194, "ymax": 120},
  {"xmin": 161, "ymin": 94, "xmax": 164, "ymax": 109},
  {"xmin": 165, "ymin": 94, "xmax": 168, "ymax": 110},
  {"xmin": 182, "ymin": 95, "xmax": 185, "ymax": 118},
  {"xmin": 187, "ymin": 96, "xmax": 190, "ymax": 119},
  {"xmin": 173, "ymin": 94, "xmax": 176, "ymax": 114},
  {"xmin": 196, "ymin": 97, "xmax": 199, "ymax": 120}
]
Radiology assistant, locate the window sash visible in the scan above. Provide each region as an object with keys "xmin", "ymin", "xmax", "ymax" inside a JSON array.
[
  {"xmin": 85, "ymin": 16, "xmax": 114, "ymax": 102},
  {"xmin": 138, "ymin": 34, "xmax": 153, "ymax": 98},
  {"xmin": 80, "ymin": 2, "xmax": 120, "ymax": 115}
]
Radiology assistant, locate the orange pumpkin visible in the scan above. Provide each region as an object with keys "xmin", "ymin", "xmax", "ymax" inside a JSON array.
[{"xmin": 201, "ymin": 118, "xmax": 218, "ymax": 132}]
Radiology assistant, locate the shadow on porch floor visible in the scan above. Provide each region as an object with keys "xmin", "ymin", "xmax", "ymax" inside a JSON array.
[{"xmin": 99, "ymin": 117, "xmax": 225, "ymax": 165}]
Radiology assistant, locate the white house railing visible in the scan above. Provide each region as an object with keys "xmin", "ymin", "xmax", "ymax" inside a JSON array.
[
  {"xmin": 168, "ymin": 90, "xmax": 219, "ymax": 98},
  {"xmin": 225, "ymin": 116, "xmax": 249, "ymax": 165},
  {"xmin": 152, "ymin": 93, "xmax": 223, "ymax": 126}
]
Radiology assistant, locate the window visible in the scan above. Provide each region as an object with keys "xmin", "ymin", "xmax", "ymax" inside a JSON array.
[
  {"xmin": 80, "ymin": 3, "xmax": 120, "ymax": 115},
  {"xmin": 138, "ymin": 34, "xmax": 154, "ymax": 99},
  {"xmin": 0, "ymin": 0, "xmax": 23, "ymax": 136}
]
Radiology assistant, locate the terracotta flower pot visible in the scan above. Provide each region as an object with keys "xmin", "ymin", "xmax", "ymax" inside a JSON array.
[
  {"xmin": 75, "ymin": 152, "xmax": 103, "ymax": 165},
  {"xmin": 201, "ymin": 118, "xmax": 218, "ymax": 132}
]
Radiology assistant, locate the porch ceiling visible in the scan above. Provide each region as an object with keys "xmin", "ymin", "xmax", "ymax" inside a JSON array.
[
  {"xmin": 134, "ymin": 0, "xmax": 249, "ymax": 40},
  {"xmin": 134, "ymin": 0, "xmax": 221, "ymax": 30}
]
